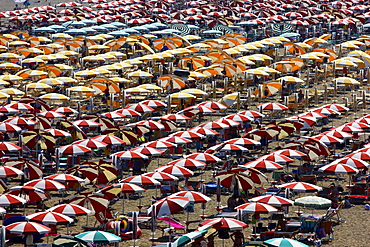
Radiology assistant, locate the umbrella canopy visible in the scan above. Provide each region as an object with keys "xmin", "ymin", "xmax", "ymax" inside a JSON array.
[
  {"xmin": 264, "ymin": 238, "xmax": 309, "ymax": 247},
  {"xmin": 24, "ymin": 179, "xmax": 65, "ymax": 191},
  {"xmin": 0, "ymin": 166, "xmax": 23, "ymax": 178},
  {"xmin": 58, "ymin": 144, "xmax": 91, "ymax": 156},
  {"xmin": 0, "ymin": 194, "xmax": 26, "ymax": 206},
  {"xmin": 148, "ymin": 196, "xmax": 190, "ymax": 216},
  {"xmin": 5, "ymin": 221, "xmax": 51, "ymax": 235},
  {"xmin": 47, "ymin": 204, "xmax": 92, "ymax": 216},
  {"xmin": 235, "ymin": 202, "xmax": 278, "ymax": 214},
  {"xmin": 278, "ymin": 182, "xmax": 322, "ymax": 192},
  {"xmin": 294, "ymin": 196, "xmax": 332, "ymax": 209},
  {"xmin": 155, "ymin": 165, "xmax": 194, "ymax": 177},
  {"xmin": 199, "ymin": 217, "xmax": 248, "ymax": 231},
  {"xmin": 76, "ymin": 231, "xmax": 121, "ymax": 243},
  {"xmin": 170, "ymin": 191, "xmax": 211, "ymax": 203},
  {"xmin": 318, "ymin": 163, "xmax": 359, "ymax": 174},
  {"xmin": 26, "ymin": 211, "xmax": 74, "ymax": 225},
  {"xmin": 121, "ymin": 175, "xmax": 161, "ymax": 186},
  {"xmin": 250, "ymin": 195, "xmax": 294, "ymax": 207}
]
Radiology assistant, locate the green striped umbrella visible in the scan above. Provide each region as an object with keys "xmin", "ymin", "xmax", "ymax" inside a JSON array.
[{"xmin": 75, "ymin": 231, "xmax": 121, "ymax": 243}]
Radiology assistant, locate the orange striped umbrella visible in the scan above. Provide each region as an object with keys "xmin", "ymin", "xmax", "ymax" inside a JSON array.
[
  {"xmin": 157, "ymin": 75, "xmax": 186, "ymax": 90},
  {"xmin": 179, "ymin": 56, "xmax": 205, "ymax": 70}
]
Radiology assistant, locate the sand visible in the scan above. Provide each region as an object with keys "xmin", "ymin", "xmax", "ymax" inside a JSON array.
[{"xmin": 1, "ymin": 0, "xmax": 370, "ymax": 246}]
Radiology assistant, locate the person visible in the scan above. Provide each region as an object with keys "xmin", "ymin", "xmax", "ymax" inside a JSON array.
[
  {"xmin": 255, "ymin": 222, "xmax": 267, "ymax": 233},
  {"xmin": 227, "ymin": 194, "xmax": 238, "ymax": 211},
  {"xmin": 329, "ymin": 183, "xmax": 339, "ymax": 208},
  {"xmin": 343, "ymin": 196, "xmax": 354, "ymax": 208},
  {"xmin": 276, "ymin": 218, "xmax": 287, "ymax": 232},
  {"xmin": 206, "ymin": 230, "xmax": 218, "ymax": 247},
  {"xmin": 230, "ymin": 230, "xmax": 244, "ymax": 247}
]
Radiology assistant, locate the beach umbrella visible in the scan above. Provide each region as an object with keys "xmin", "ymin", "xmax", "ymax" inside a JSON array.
[
  {"xmin": 76, "ymin": 231, "xmax": 121, "ymax": 243},
  {"xmin": 148, "ymin": 196, "xmax": 190, "ymax": 217},
  {"xmin": 45, "ymin": 174, "xmax": 85, "ymax": 184},
  {"xmin": 272, "ymin": 149, "xmax": 307, "ymax": 158},
  {"xmin": 345, "ymin": 152, "xmax": 370, "ymax": 161},
  {"xmin": 250, "ymin": 195, "xmax": 294, "ymax": 207},
  {"xmin": 5, "ymin": 222, "xmax": 50, "ymax": 235},
  {"xmin": 45, "ymin": 129, "xmax": 71, "ymax": 138},
  {"xmin": 72, "ymin": 120, "xmax": 102, "ymax": 128},
  {"xmin": 0, "ymin": 106, "xmax": 19, "ymax": 114},
  {"xmin": 199, "ymin": 122, "xmax": 229, "ymax": 130},
  {"xmin": 6, "ymin": 103, "xmax": 34, "ymax": 112},
  {"xmin": 171, "ymin": 131, "xmax": 204, "ymax": 140},
  {"xmin": 39, "ymin": 93, "xmax": 69, "ymax": 101},
  {"xmin": 239, "ymin": 110, "xmax": 265, "ymax": 119},
  {"xmin": 294, "ymin": 196, "xmax": 332, "ymax": 209},
  {"xmin": 121, "ymin": 175, "xmax": 161, "ymax": 186},
  {"xmin": 217, "ymin": 172, "xmax": 253, "ymax": 191},
  {"xmin": 73, "ymin": 139, "xmax": 108, "ymax": 149},
  {"xmin": 47, "ymin": 204, "xmax": 92, "ymax": 216},
  {"xmin": 278, "ymin": 182, "xmax": 322, "ymax": 192},
  {"xmin": 131, "ymin": 146, "xmax": 164, "ymax": 156},
  {"xmin": 310, "ymin": 134, "xmax": 343, "ymax": 145},
  {"xmin": 318, "ymin": 163, "xmax": 358, "ymax": 174},
  {"xmin": 0, "ymin": 166, "xmax": 23, "ymax": 178},
  {"xmin": 235, "ymin": 202, "xmax": 278, "ymax": 214},
  {"xmin": 0, "ymin": 123, "xmax": 21, "ymax": 133},
  {"xmin": 4, "ymin": 117, "xmax": 36, "ymax": 127},
  {"xmin": 38, "ymin": 111, "xmax": 65, "ymax": 119},
  {"xmin": 114, "ymin": 108, "xmax": 141, "ymax": 117},
  {"xmin": 224, "ymin": 114, "xmax": 252, "ymax": 123},
  {"xmin": 199, "ymin": 218, "xmax": 248, "ymax": 231},
  {"xmin": 142, "ymin": 172, "xmax": 178, "ymax": 182},
  {"xmin": 52, "ymin": 107, "xmax": 78, "ymax": 115},
  {"xmin": 264, "ymin": 238, "xmax": 309, "ymax": 247},
  {"xmin": 0, "ymin": 142, "xmax": 21, "ymax": 152},
  {"xmin": 168, "ymin": 158, "xmax": 206, "ymax": 170},
  {"xmin": 69, "ymin": 192, "xmax": 109, "ymax": 214},
  {"xmin": 174, "ymin": 230, "xmax": 208, "ymax": 247},
  {"xmin": 220, "ymin": 143, "xmax": 249, "ymax": 152},
  {"xmin": 92, "ymin": 135, "xmax": 125, "ymax": 146},
  {"xmin": 257, "ymin": 103, "xmax": 288, "ymax": 111},
  {"xmin": 225, "ymin": 138, "xmax": 261, "ymax": 147},
  {"xmin": 322, "ymin": 104, "xmax": 349, "ymax": 112},
  {"xmin": 27, "ymin": 212, "xmax": 74, "ymax": 225},
  {"xmin": 112, "ymin": 150, "xmax": 148, "ymax": 160},
  {"xmin": 170, "ymin": 191, "xmax": 211, "ymax": 203},
  {"xmin": 160, "ymin": 136, "xmax": 192, "ymax": 144},
  {"xmin": 240, "ymin": 160, "xmax": 283, "ymax": 171},
  {"xmin": 0, "ymin": 194, "xmax": 26, "ymax": 206},
  {"xmin": 184, "ymin": 153, "xmax": 221, "ymax": 163},
  {"xmin": 258, "ymin": 153, "xmax": 294, "ymax": 164},
  {"xmin": 124, "ymin": 103, "xmax": 155, "ymax": 113},
  {"xmin": 155, "ymin": 165, "xmax": 194, "ymax": 177},
  {"xmin": 25, "ymin": 179, "xmax": 65, "ymax": 191},
  {"xmin": 58, "ymin": 144, "xmax": 91, "ymax": 156},
  {"xmin": 142, "ymin": 140, "xmax": 177, "ymax": 149},
  {"xmin": 331, "ymin": 157, "xmax": 370, "ymax": 169},
  {"xmin": 9, "ymin": 186, "xmax": 48, "ymax": 202},
  {"xmin": 189, "ymin": 127, "xmax": 219, "ymax": 136}
]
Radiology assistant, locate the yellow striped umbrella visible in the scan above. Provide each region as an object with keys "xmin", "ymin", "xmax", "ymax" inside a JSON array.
[
  {"xmin": 124, "ymin": 87, "xmax": 149, "ymax": 94},
  {"xmin": 0, "ymin": 88, "xmax": 25, "ymax": 96},
  {"xmin": 56, "ymin": 77, "xmax": 77, "ymax": 84},
  {"xmin": 181, "ymin": 88, "xmax": 208, "ymax": 97},
  {"xmin": 38, "ymin": 78, "xmax": 64, "ymax": 86},
  {"xmin": 0, "ymin": 45, "xmax": 7, "ymax": 52},
  {"xmin": 333, "ymin": 77, "xmax": 361, "ymax": 85},
  {"xmin": 51, "ymin": 33, "xmax": 73, "ymax": 39},
  {"xmin": 89, "ymin": 45, "xmax": 110, "ymax": 50},
  {"xmin": 68, "ymin": 86, "xmax": 96, "ymax": 94},
  {"xmin": 111, "ymin": 77, "xmax": 131, "ymax": 84},
  {"xmin": 75, "ymin": 70, "xmax": 98, "ymax": 78},
  {"xmin": 138, "ymin": 84, "xmax": 161, "ymax": 91},
  {"xmin": 58, "ymin": 51, "xmax": 79, "ymax": 57},
  {"xmin": 128, "ymin": 70, "xmax": 153, "ymax": 78},
  {"xmin": 0, "ymin": 63, "xmax": 21, "ymax": 70},
  {"xmin": 279, "ymin": 76, "xmax": 304, "ymax": 84},
  {"xmin": 0, "ymin": 80, "xmax": 10, "ymax": 86},
  {"xmin": 82, "ymin": 56, "xmax": 105, "ymax": 62},
  {"xmin": 170, "ymin": 92, "xmax": 196, "ymax": 99},
  {"xmin": 16, "ymin": 69, "xmax": 48, "ymax": 79},
  {"xmin": 0, "ymin": 53, "xmax": 21, "ymax": 60},
  {"xmin": 3, "ymin": 34, "xmax": 19, "ymax": 40},
  {"xmin": 0, "ymin": 75, "xmax": 23, "ymax": 82},
  {"xmin": 0, "ymin": 92, "xmax": 10, "ymax": 99},
  {"xmin": 245, "ymin": 69, "xmax": 269, "ymax": 76},
  {"xmin": 39, "ymin": 93, "xmax": 70, "ymax": 101},
  {"xmin": 8, "ymin": 41, "xmax": 29, "ymax": 47},
  {"xmin": 189, "ymin": 71, "xmax": 207, "ymax": 79},
  {"xmin": 26, "ymin": 83, "xmax": 52, "ymax": 91},
  {"xmin": 123, "ymin": 59, "xmax": 143, "ymax": 65}
]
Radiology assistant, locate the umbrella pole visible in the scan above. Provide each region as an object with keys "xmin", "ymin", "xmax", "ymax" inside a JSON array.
[{"xmin": 122, "ymin": 193, "xmax": 125, "ymax": 214}]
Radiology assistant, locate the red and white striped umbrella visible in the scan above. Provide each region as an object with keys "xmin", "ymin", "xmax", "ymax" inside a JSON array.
[
  {"xmin": 184, "ymin": 153, "xmax": 221, "ymax": 163},
  {"xmin": 140, "ymin": 100, "xmax": 167, "ymax": 108},
  {"xmin": 171, "ymin": 131, "xmax": 204, "ymax": 139},
  {"xmin": 58, "ymin": 144, "xmax": 91, "ymax": 156},
  {"xmin": 318, "ymin": 163, "xmax": 359, "ymax": 174},
  {"xmin": 124, "ymin": 103, "xmax": 155, "ymax": 113},
  {"xmin": 121, "ymin": 175, "xmax": 161, "ymax": 186},
  {"xmin": 220, "ymin": 144, "xmax": 249, "ymax": 152},
  {"xmin": 0, "ymin": 194, "xmax": 26, "ymax": 206},
  {"xmin": 5, "ymin": 221, "xmax": 51, "ymax": 235},
  {"xmin": 92, "ymin": 135, "xmax": 126, "ymax": 146},
  {"xmin": 312, "ymin": 108, "xmax": 340, "ymax": 116},
  {"xmin": 9, "ymin": 186, "xmax": 48, "ymax": 202},
  {"xmin": 257, "ymin": 103, "xmax": 288, "ymax": 111},
  {"xmin": 323, "ymin": 130, "xmax": 353, "ymax": 139},
  {"xmin": 235, "ymin": 202, "xmax": 278, "ymax": 214},
  {"xmin": 155, "ymin": 165, "xmax": 194, "ymax": 177},
  {"xmin": 0, "ymin": 166, "xmax": 23, "ymax": 178},
  {"xmin": 52, "ymin": 107, "xmax": 78, "ymax": 115},
  {"xmin": 142, "ymin": 171, "xmax": 179, "ymax": 182},
  {"xmin": 168, "ymin": 158, "xmax": 206, "ymax": 170},
  {"xmin": 38, "ymin": 111, "xmax": 65, "ymax": 118},
  {"xmin": 199, "ymin": 218, "xmax": 248, "ymax": 231},
  {"xmin": 112, "ymin": 182, "xmax": 146, "ymax": 193},
  {"xmin": 334, "ymin": 125, "xmax": 363, "ymax": 133},
  {"xmin": 148, "ymin": 196, "xmax": 190, "ymax": 216},
  {"xmin": 331, "ymin": 157, "xmax": 370, "ymax": 169},
  {"xmin": 72, "ymin": 120, "xmax": 102, "ymax": 127},
  {"xmin": 225, "ymin": 138, "xmax": 260, "ymax": 147},
  {"xmin": 345, "ymin": 151, "xmax": 370, "ymax": 161},
  {"xmin": 0, "ymin": 142, "xmax": 21, "ymax": 152},
  {"xmin": 141, "ymin": 140, "xmax": 177, "ymax": 149},
  {"xmin": 170, "ymin": 191, "xmax": 211, "ymax": 203},
  {"xmin": 188, "ymin": 127, "xmax": 219, "ymax": 136},
  {"xmin": 100, "ymin": 112, "xmax": 126, "ymax": 119},
  {"xmin": 198, "ymin": 101, "xmax": 227, "ymax": 111},
  {"xmin": 47, "ymin": 204, "xmax": 92, "ymax": 216},
  {"xmin": 160, "ymin": 136, "xmax": 192, "ymax": 144},
  {"xmin": 45, "ymin": 174, "xmax": 85, "ymax": 183},
  {"xmin": 239, "ymin": 110, "xmax": 264, "ymax": 119},
  {"xmin": 6, "ymin": 103, "xmax": 34, "ymax": 112},
  {"xmin": 131, "ymin": 146, "xmax": 164, "ymax": 156},
  {"xmin": 25, "ymin": 179, "xmax": 65, "ymax": 191},
  {"xmin": 224, "ymin": 114, "xmax": 252, "ymax": 123},
  {"xmin": 199, "ymin": 121, "xmax": 229, "ymax": 130},
  {"xmin": 258, "ymin": 153, "xmax": 293, "ymax": 164},
  {"xmin": 272, "ymin": 149, "xmax": 307, "ymax": 158},
  {"xmin": 215, "ymin": 118, "xmax": 240, "ymax": 127},
  {"xmin": 27, "ymin": 211, "xmax": 74, "ymax": 225},
  {"xmin": 73, "ymin": 139, "xmax": 108, "ymax": 149},
  {"xmin": 133, "ymin": 120, "xmax": 165, "ymax": 130},
  {"xmin": 161, "ymin": 114, "xmax": 190, "ymax": 122},
  {"xmin": 0, "ymin": 107, "xmax": 18, "ymax": 114},
  {"xmin": 45, "ymin": 129, "xmax": 71, "ymax": 138},
  {"xmin": 278, "ymin": 182, "xmax": 322, "ymax": 192},
  {"xmin": 4, "ymin": 117, "xmax": 36, "ymax": 127},
  {"xmin": 322, "ymin": 104, "xmax": 349, "ymax": 112},
  {"xmin": 310, "ymin": 134, "xmax": 343, "ymax": 145},
  {"xmin": 0, "ymin": 123, "xmax": 22, "ymax": 133},
  {"xmin": 347, "ymin": 121, "xmax": 370, "ymax": 130},
  {"xmin": 241, "ymin": 160, "xmax": 283, "ymax": 171},
  {"xmin": 250, "ymin": 195, "xmax": 294, "ymax": 207},
  {"xmin": 112, "ymin": 150, "xmax": 148, "ymax": 160},
  {"xmin": 114, "ymin": 108, "xmax": 142, "ymax": 117}
]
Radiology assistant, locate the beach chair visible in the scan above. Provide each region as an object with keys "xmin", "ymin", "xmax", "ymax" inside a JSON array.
[{"xmin": 325, "ymin": 202, "xmax": 346, "ymax": 223}]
